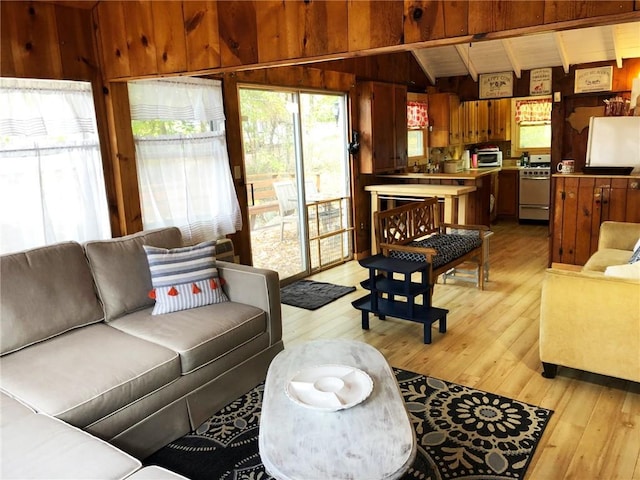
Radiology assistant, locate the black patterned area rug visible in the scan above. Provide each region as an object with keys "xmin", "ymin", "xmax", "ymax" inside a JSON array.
[
  {"xmin": 280, "ymin": 280, "xmax": 356, "ymax": 310},
  {"xmin": 145, "ymin": 368, "xmax": 553, "ymax": 480}
]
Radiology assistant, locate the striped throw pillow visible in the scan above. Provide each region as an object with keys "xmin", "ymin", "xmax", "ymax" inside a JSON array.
[{"xmin": 143, "ymin": 241, "xmax": 229, "ymax": 315}]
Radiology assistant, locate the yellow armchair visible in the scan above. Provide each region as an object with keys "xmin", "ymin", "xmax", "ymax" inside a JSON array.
[{"xmin": 539, "ymin": 222, "xmax": 640, "ymax": 382}]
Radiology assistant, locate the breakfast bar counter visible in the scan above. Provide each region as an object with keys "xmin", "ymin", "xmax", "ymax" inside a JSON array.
[
  {"xmin": 365, "ymin": 183, "xmax": 477, "ymax": 254},
  {"xmin": 381, "ymin": 167, "xmax": 501, "ymax": 181}
]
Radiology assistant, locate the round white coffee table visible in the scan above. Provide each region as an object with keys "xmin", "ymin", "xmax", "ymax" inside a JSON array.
[{"xmin": 259, "ymin": 339, "xmax": 416, "ymax": 480}]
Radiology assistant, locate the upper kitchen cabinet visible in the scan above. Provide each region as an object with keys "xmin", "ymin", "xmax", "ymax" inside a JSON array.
[
  {"xmin": 428, "ymin": 93, "xmax": 461, "ymax": 148},
  {"xmin": 462, "ymin": 99, "xmax": 511, "ymax": 144},
  {"xmin": 487, "ymin": 99, "xmax": 511, "ymax": 142},
  {"xmin": 358, "ymin": 81, "xmax": 407, "ymax": 174}
]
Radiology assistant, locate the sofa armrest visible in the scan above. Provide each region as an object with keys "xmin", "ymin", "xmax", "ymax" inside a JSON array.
[
  {"xmin": 217, "ymin": 261, "xmax": 282, "ymax": 345},
  {"xmin": 539, "ymin": 268, "xmax": 640, "ymax": 382},
  {"xmin": 598, "ymin": 221, "xmax": 640, "ymax": 251}
]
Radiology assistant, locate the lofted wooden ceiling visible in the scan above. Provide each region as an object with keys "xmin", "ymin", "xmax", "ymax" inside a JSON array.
[{"xmin": 412, "ymin": 21, "xmax": 640, "ymax": 84}]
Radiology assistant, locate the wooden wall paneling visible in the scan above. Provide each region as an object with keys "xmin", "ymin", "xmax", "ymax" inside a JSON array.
[
  {"xmin": 589, "ymin": 177, "xmax": 606, "ymax": 259},
  {"xmin": 234, "ymin": 69, "xmax": 268, "ymax": 85},
  {"xmin": 302, "ymin": 0, "xmax": 349, "ymax": 58},
  {"xmin": 122, "ymin": 1, "xmax": 157, "ymax": 77},
  {"xmin": 3, "ymin": 1, "xmax": 63, "ymax": 79},
  {"xmin": 218, "ymin": 0, "xmax": 259, "ymax": 67},
  {"xmin": 574, "ymin": 177, "xmax": 594, "ymax": 265},
  {"xmin": 403, "ymin": 0, "xmax": 446, "ymax": 44},
  {"xmin": 626, "ymin": 180, "xmax": 640, "ymax": 223},
  {"xmin": 560, "ymin": 177, "xmax": 579, "ymax": 265},
  {"xmin": 442, "ymin": 1, "xmax": 468, "ymax": 37},
  {"xmin": 95, "ymin": 2, "xmax": 131, "ymax": 80},
  {"xmin": 316, "ymin": 53, "xmax": 430, "ymax": 88},
  {"xmin": 543, "ymin": 1, "xmax": 634, "ymax": 23},
  {"xmin": 608, "ymin": 178, "xmax": 629, "ymax": 222},
  {"xmin": 104, "ymin": 82, "xmax": 143, "ymax": 235},
  {"xmin": 183, "ymin": 1, "xmax": 221, "ymax": 72},
  {"xmin": 0, "ymin": 2, "xmax": 18, "ymax": 77},
  {"xmin": 253, "ymin": 1, "xmax": 348, "ymax": 63},
  {"xmin": 322, "ymin": 69, "xmax": 354, "ymax": 92},
  {"xmin": 219, "ymin": 73, "xmax": 252, "ymax": 264},
  {"xmin": 300, "ymin": 68, "xmax": 325, "ymax": 88},
  {"xmin": 550, "ymin": 177, "xmax": 564, "ymax": 263},
  {"xmin": 150, "ymin": 1, "xmax": 188, "ymax": 74},
  {"xmin": 255, "ymin": 1, "xmax": 303, "ymax": 63},
  {"xmin": 55, "ymin": 5, "xmax": 96, "ymax": 80},
  {"xmin": 468, "ymin": 1, "xmax": 545, "ymax": 34},
  {"xmin": 348, "ymin": 0, "xmax": 404, "ymax": 52},
  {"xmin": 92, "ymin": 78, "xmax": 122, "ymax": 237}
]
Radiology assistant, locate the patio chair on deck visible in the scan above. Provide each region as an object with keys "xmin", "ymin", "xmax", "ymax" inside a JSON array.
[{"xmin": 273, "ymin": 181, "xmax": 299, "ymax": 240}]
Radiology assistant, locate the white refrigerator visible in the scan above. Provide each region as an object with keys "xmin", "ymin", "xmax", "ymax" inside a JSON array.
[{"xmin": 586, "ymin": 116, "xmax": 640, "ymax": 173}]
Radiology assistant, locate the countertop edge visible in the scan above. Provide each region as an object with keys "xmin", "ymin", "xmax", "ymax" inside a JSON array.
[{"xmin": 380, "ymin": 167, "xmax": 501, "ymax": 180}]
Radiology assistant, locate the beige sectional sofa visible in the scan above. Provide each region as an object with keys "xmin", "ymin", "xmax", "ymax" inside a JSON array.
[
  {"xmin": 1, "ymin": 392, "xmax": 186, "ymax": 479},
  {"xmin": 540, "ymin": 221, "xmax": 640, "ymax": 382},
  {"xmin": 0, "ymin": 227, "xmax": 283, "ymax": 477}
]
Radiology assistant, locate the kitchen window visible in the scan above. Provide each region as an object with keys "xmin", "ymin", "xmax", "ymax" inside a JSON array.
[
  {"xmin": 407, "ymin": 99, "xmax": 428, "ymax": 161},
  {"xmin": 512, "ymin": 96, "xmax": 552, "ymax": 156}
]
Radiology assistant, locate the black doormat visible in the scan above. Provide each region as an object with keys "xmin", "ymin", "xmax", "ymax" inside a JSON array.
[
  {"xmin": 145, "ymin": 368, "xmax": 553, "ymax": 480},
  {"xmin": 279, "ymin": 280, "xmax": 356, "ymax": 310}
]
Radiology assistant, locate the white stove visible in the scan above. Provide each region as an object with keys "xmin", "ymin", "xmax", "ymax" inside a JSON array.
[{"xmin": 519, "ymin": 155, "xmax": 551, "ymax": 221}]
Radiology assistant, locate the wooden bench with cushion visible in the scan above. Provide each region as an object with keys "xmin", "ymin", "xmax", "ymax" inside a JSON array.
[{"xmin": 374, "ymin": 198, "xmax": 489, "ymax": 298}]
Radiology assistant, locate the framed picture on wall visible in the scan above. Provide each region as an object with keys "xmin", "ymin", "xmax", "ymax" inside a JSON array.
[
  {"xmin": 574, "ymin": 66, "xmax": 613, "ymax": 94},
  {"xmin": 530, "ymin": 68, "xmax": 552, "ymax": 96},
  {"xmin": 479, "ymin": 72, "xmax": 513, "ymax": 99}
]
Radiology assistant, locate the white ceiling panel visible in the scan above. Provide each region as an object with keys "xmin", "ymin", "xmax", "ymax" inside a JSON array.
[{"xmin": 411, "ymin": 21, "xmax": 640, "ymax": 84}]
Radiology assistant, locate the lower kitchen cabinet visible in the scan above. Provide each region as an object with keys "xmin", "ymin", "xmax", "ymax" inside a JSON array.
[
  {"xmin": 550, "ymin": 175, "xmax": 640, "ymax": 266},
  {"xmin": 497, "ymin": 169, "xmax": 519, "ymax": 219}
]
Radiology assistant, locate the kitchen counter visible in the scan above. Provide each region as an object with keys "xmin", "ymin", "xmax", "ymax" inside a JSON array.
[
  {"xmin": 381, "ymin": 167, "xmax": 500, "ymax": 181},
  {"xmin": 553, "ymin": 172, "xmax": 640, "ymax": 179},
  {"xmin": 365, "ymin": 184, "xmax": 477, "ymax": 253}
]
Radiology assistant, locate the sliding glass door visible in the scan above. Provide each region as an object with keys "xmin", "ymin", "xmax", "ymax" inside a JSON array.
[{"xmin": 239, "ymin": 87, "xmax": 351, "ymax": 283}]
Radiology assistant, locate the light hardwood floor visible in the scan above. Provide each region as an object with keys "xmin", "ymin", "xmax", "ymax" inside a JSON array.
[{"xmin": 280, "ymin": 221, "xmax": 640, "ymax": 480}]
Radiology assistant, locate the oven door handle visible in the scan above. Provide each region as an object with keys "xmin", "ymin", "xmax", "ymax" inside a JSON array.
[{"xmin": 520, "ymin": 176, "xmax": 550, "ymax": 180}]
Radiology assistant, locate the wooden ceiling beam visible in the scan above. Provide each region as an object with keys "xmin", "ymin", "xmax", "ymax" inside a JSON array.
[
  {"xmin": 502, "ymin": 39, "xmax": 522, "ymax": 79},
  {"xmin": 610, "ymin": 25, "xmax": 623, "ymax": 68},
  {"xmin": 553, "ymin": 32, "xmax": 570, "ymax": 74},
  {"xmin": 411, "ymin": 51, "xmax": 436, "ymax": 86},
  {"xmin": 455, "ymin": 43, "xmax": 478, "ymax": 82}
]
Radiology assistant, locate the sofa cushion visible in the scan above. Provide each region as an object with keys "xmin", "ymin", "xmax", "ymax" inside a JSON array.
[
  {"xmin": 109, "ymin": 302, "xmax": 267, "ymax": 374},
  {"xmin": 0, "ymin": 324, "xmax": 180, "ymax": 427},
  {"xmin": 388, "ymin": 233, "xmax": 482, "ymax": 269},
  {"xmin": 0, "ymin": 242, "xmax": 104, "ymax": 355},
  {"xmin": 582, "ymin": 248, "xmax": 634, "ymax": 273},
  {"xmin": 604, "ymin": 262, "xmax": 640, "ymax": 279},
  {"xmin": 1, "ymin": 392, "xmax": 35, "ymax": 428},
  {"xmin": 85, "ymin": 228, "xmax": 183, "ymax": 322},
  {"xmin": 144, "ymin": 241, "xmax": 228, "ymax": 315},
  {"xmin": 1, "ymin": 404, "xmax": 141, "ymax": 479}
]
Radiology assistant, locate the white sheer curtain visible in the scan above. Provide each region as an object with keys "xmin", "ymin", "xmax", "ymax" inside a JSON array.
[
  {"xmin": 128, "ymin": 77, "xmax": 241, "ymax": 244},
  {"xmin": 0, "ymin": 78, "xmax": 111, "ymax": 254}
]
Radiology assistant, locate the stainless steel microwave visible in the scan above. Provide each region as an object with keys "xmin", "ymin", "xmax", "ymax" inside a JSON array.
[{"xmin": 476, "ymin": 150, "xmax": 503, "ymax": 167}]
